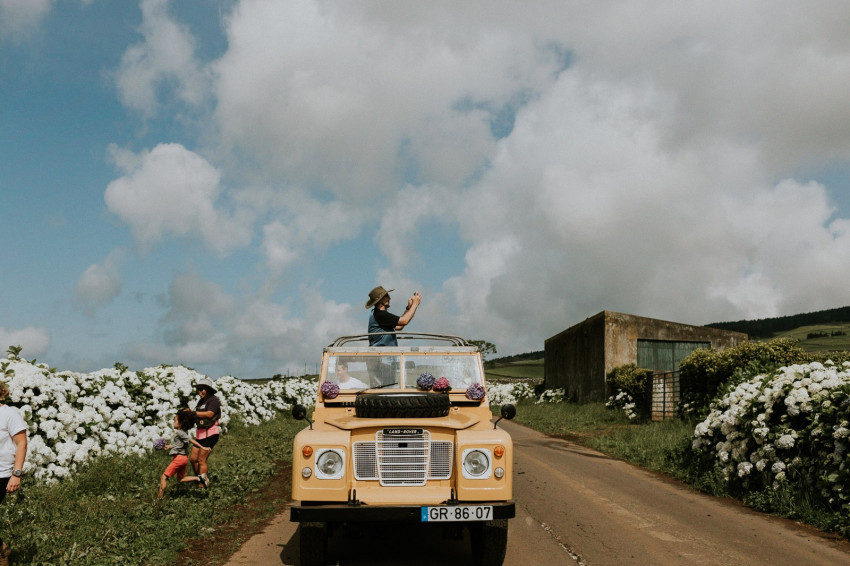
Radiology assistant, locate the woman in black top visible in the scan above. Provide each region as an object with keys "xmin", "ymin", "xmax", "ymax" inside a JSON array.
[{"xmin": 191, "ymin": 378, "xmax": 221, "ymax": 488}]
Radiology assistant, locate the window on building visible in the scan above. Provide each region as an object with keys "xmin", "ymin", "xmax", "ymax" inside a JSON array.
[{"xmin": 636, "ymin": 340, "xmax": 709, "ymax": 372}]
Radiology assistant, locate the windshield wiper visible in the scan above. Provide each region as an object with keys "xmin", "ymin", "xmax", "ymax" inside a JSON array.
[{"xmin": 356, "ymin": 381, "xmax": 398, "ymax": 395}]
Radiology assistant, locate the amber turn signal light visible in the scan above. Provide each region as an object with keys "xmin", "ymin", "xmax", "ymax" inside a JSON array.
[
  {"xmin": 302, "ymin": 446, "xmax": 314, "ymax": 457},
  {"xmin": 494, "ymin": 445, "xmax": 505, "ymax": 458}
]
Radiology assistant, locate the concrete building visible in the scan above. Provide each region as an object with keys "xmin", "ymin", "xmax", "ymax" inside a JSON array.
[{"xmin": 544, "ymin": 310, "xmax": 748, "ymax": 403}]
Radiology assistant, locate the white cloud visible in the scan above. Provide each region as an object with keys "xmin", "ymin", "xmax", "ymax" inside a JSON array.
[
  {"xmin": 104, "ymin": 143, "xmax": 252, "ymax": 254},
  {"xmin": 0, "ymin": 326, "xmax": 50, "ymax": 358},
  {"xmin": 200, "ymin": 1, "xmax": 850, "ymax": 357},
  {"xmin": 258, "ymin": 192, "xmax": 363, "ymax": 274},
  {"xmin": 0, "ymin": 0, "xmax": 51, "ymax": 42},
  {"xmin": 126, "ymin": 271, "xmax": 360, "ymax": 377},
  {"xmin": 129, "ymin": 272, "xmax": 237, "ymax": 367},
  {"xmin": 113, "ymin": 0, "xmax": 207, "ymax": 117},
  {"xmin": 212, "ymin": 0, "xmax": 562, "ymax": 197},
  {"xmin": 425, "ymin": 65, "xmax": 850, "ymax": 351},
  {"xmin": 76, "ymin": 2, "xmax": 850, "ymax": 373},
  {"xmin": 75, "ymin": 248, "xmax": 125, "ymax": 314}
]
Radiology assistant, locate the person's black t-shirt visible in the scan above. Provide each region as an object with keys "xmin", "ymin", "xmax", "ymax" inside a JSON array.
[{"xmin": 373, "ymin": 308, "xmax": 400, "ymax": 331}]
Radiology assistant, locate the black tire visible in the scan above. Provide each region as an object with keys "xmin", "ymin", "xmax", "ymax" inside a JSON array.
[
  {"xmin": 469, "ymin": 519, "xmax": 508, "ymax": 566},
  {"xmin": 299, "ymin": 522, "xmax": 327, "ymax": 566},
  {"xmin": 354, "ymin": 392, "xmax": 451, "ymax": 418}
]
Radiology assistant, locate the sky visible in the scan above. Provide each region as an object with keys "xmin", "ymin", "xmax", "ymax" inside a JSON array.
[{"xmin": 2, "ymin": 0, "xmax": 850, "ymax": 379}]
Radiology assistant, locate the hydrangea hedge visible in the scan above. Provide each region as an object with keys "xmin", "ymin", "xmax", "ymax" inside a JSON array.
[
  {"xmin": 691, "ymin": 360, "xmax": 850, "ymax": 516},
  {"xmin": 1, "ymin": 349, "xmax": 316, "ymax": 483},
  {"xmin": 0, "ymin": 343, "xmax": 583, "ymax": 486},
  {"xmin": 678, "ymin": 338, "xmax": 848, "ymax": 415}
]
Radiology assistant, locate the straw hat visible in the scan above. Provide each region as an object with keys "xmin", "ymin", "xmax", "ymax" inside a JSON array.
[
  {"xmin": 194, "ymin": 377, "xmax": 218, "ymax": 394},
  {"xmin": 365, "ymin": 285, "xmax": 394, "ymax": 308}
]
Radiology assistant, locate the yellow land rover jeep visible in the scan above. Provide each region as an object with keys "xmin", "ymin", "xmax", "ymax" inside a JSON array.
[{"xmin": 290, "ymin": 333, "xmax": 516, "ymax": 566}]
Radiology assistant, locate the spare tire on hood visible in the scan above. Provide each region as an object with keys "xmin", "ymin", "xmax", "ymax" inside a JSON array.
[{"xmin": 354, "ymin": 392, "xmax": 451, "ymax": 418}]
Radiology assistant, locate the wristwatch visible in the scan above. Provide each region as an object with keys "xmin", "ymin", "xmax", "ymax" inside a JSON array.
[{"xmin": 12, "ymin": 469, "xmax": 22, "ymax": 477}]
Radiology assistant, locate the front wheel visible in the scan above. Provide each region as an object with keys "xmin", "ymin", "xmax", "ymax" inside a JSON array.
[
  {"xmin": 469, "ymin": 519, "xmax": 508, "ymax": 566},
  {"xmin": 299, "ymin": 522, "xmax": 327, "ymax": 566}
]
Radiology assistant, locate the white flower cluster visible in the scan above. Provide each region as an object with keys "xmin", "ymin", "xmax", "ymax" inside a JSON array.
[
  {"xmin": 1, "ymin": 356, "xmax": 316, "ymax": 483},
  {"xmin": 606, "ymin": 389, "xmax": 638, "ymax": 419},
  {"xmin": 486, "ymin": 382, "xmax": 536, "ymax": 405},
  {"xmin": 536, "ymin": 388, "xmax": 566, "ymax": 404},
  {"xmin": 692, "ymin": 360, "xmax": 850, "ymax": 499}
]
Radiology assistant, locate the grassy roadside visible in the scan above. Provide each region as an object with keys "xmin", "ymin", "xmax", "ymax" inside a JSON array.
[
  {"xmin": 0, "ymin": 413, "xmax": 304, "ymax": 565},
  {"xmin": 508, "ymin": 401, "xmax": 694, "ymax": 478},
  {"xmin": 507, "ymin": 400, "xmax": 849, "ymax": 539},
  {"xmin": 9, "ymin": 398, "xmax": 844, "ymax": 564}
]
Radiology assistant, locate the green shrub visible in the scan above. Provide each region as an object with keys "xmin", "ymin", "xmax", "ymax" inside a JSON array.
[
  {"xmin": 678, "ymin": 338, "xmax": 808, "ymax": 415},
  {"xmin": 606, "ymin": 364, "xmax": 653, "ymax": 420}
]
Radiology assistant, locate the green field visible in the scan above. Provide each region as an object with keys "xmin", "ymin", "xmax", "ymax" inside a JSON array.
[
  {"xmin": 769, "ymin": 322, "xmax": 850, "ymax": 352},
  {"xmin": 484, "ymin": 358, "xmax": 544, "ymax": 381}
]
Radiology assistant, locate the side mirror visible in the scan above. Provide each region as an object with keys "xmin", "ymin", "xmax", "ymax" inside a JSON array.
[
  {"xmin": 292, "ymin": 404, "xmax": 313, "ymax": 429},
  {"xmin": 494, "ymin": 403, "xmax": 516, "ymax": 429}
]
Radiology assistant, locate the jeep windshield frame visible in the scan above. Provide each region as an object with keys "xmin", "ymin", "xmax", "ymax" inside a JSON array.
[{"xmin": 321, "ymin": 333, "xmax": 484, "ymax": 392}]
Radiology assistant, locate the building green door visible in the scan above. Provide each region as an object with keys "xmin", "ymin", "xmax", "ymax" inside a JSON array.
[{"xmin": 637, "ymin": 340, "xmax": 709, "ymax": 372}]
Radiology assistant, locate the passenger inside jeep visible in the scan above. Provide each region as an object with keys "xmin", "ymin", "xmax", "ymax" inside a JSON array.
[
  {"xmin": 331, "ymin": 359, "xmax": 369, "ymax": 389},
  {"xmin": 325, "ymin": 354, "xmax": 482, "ymax": 390}
]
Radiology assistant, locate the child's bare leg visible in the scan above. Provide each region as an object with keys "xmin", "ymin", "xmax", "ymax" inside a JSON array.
[{"xmin": 158, "ymin": 474, "xmax": 169, "ymax": 498}]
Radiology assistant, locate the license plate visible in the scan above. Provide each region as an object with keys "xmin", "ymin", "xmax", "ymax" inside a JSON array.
[{"xmin": 421, "ymin": 505, "xmax": 493, "ymax": 522}]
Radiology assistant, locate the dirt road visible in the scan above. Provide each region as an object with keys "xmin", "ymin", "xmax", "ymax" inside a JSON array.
[{"xmin": 225, "ymin": 420, "xmax": 850, "ymax": 565}]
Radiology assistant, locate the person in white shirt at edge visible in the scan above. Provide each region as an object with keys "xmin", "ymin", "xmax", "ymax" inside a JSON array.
[
  {"xmin": 0, "ymin": 380, "xmax": 27, "ymax": 566},
  {"xmin": 366, "ymin": 286, "xmax": 421, "ymax": 347}
]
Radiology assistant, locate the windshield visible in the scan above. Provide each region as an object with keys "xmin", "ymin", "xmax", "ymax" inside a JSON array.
[{"xmin": 325, "ymin": 354, "xmax": 482, "ymax": 390}]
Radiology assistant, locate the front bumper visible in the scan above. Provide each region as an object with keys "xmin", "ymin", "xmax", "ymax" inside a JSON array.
[{"xmin": 290, "ymin": 501, "xmax": 515, "ymax": 523}]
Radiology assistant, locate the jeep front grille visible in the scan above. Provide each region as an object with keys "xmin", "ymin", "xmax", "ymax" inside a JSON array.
[{"xmin": 353, "ymin": 430, "xmax": 453, "ymax": 486}]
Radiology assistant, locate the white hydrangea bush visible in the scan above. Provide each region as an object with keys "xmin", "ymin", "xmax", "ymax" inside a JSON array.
[
  {"xmin": 487, "ymin": 382, "xmax": 535, "ymax": 405},
  {"xmin": 485, "ymin": 382, "xmax": 566, "ymax": 405},
  {"xmin": 0, "ymin": 353, "xmax": 316, "ymax": 483},
  {"xmin": 606, "ymin": 390, "xmax": 638, "ymax": 420},
  {"xmin": 536, "ymin": 388, "xmax": 566, "ymax": 404},
  {"xmin": 691, "ymin": 360, "xmax": 850, "ymax": 508}
]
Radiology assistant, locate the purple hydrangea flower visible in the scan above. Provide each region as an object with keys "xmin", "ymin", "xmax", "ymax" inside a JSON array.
[
  {"xmin": 153, "ymin": 438, "xmax": 166, "ymax": 451},
  {"xmin": 433, "ymin": 377, "xmax": 451, "ymax": 392},
  {"xmin": 321, "ymin": 380, "xmax": 340, "ymax": 399},
  {"xmin": 417, "ymin": 372, "xmax": 436, "ymax": 391},
  {"xmin": 466, "ymin": 383, "xmax": 486, "ymax": 401}
]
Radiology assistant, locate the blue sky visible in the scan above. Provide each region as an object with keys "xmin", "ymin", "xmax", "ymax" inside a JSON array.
[{"xmin": 2, "ymin": 0, "xmax": 850, "ymax": 379}]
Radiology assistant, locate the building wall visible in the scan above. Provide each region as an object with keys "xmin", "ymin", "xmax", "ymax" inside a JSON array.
[
  {"xmin": 544, "ymin": 312, "xmax": 607, "ymax": 402},
  {"xmin": 545, "ymin": 310, "xmax": 748, "ymax": 402}
]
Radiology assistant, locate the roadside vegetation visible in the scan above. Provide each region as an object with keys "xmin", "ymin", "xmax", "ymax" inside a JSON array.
[
  {"xmin": 4, "ymin": 311, "xmax": 850, "ymax": 563},
  {"xmin": 502, "ymin": 336, "xmax": 850, "ymax": 540},
  {"xmin": 0, "ymin": 413, "xmax": 303, "ymax": 565}
]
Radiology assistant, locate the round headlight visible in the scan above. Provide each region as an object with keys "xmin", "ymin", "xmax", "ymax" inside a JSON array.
[
  {"xmin": 315, "ymin": 449, "xmax": 344, "ymax": 479},
  {"xmin": 463, "ymin": 449, "xmax": 490, "ymax": 477}
]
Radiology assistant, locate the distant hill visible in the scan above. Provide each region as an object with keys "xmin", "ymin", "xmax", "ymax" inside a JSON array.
[
  {"xmin": 707, "ymin": 306, "xmax": 850, "ymax": 338},
  {"xmin": 489, "ymin": 350, "xmax": 544, "ymax": 365}
]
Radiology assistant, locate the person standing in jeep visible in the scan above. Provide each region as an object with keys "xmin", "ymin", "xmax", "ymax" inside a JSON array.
[{"xmin": 365, "ymin": 286, "xmax": 421, "ymax": 346}]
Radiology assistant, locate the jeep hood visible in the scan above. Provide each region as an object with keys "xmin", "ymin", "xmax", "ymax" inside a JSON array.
[{"xmin": 324, "ymin": 411, "xmax": 481, "ymax": 431}]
